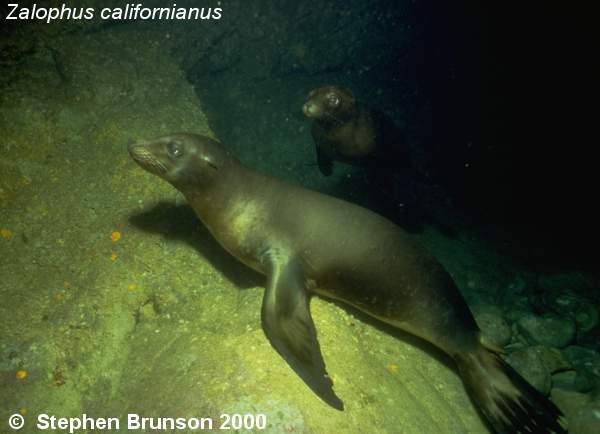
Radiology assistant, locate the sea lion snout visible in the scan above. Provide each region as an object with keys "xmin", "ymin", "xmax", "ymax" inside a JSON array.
[
  {"xmin": 128, "ymin": 142, "xmax": 169, "ymax": 176},
  {"xmin": 303, "ymin": 85, "xmax": 356, "ymax": 123},
  {"xmin": 127, "ymin": 141, "xmax": 147, "ymax": 156},
  {"xmin": 303, "ymin": 101, "xmax": 322, "ymax": 118}
]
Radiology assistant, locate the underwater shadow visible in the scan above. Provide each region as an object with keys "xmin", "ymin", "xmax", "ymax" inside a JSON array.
[
  {"xmin": 129, "ymin": 201, "xmax": 263, "ymax": 289},
  {"xmin": 323, "ymin": 297, "xmax": 457, "ymax": 374},
  {"xmin": 318, "ymin": 170, "xmax": 424, "ymax": 234},
  {"xmin": 333, "ymin": 170, "xmax": 459, "ymax": 238}
]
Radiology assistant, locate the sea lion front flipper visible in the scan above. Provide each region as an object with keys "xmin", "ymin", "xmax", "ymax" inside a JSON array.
[
  {"xmin": 316, "ymin": 146, "xmax": 333, "ymax": 176},
  {"xmin": 261, "ymin": 252, "xmax": 343, "ymax": 410},
  {"xmin": 311, "ymin": 123, "xmax": 334, "ymax": 176}
]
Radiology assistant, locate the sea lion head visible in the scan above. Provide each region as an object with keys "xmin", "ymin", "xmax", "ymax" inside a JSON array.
[
  {"xmin": 302, "ymin": 85, "xmax": 356, "ymax": 122},
  {"xmin": 128, "ymin": 133, "xmax": 229, "ymax": 192}
]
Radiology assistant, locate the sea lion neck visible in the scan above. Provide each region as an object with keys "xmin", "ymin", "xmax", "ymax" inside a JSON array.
[
  {"xmin": 319, "ymin": 105, "xmax": 359, "ymax": 125},
  {"xmin": 179, "ymin": 158, "xmax": 258, "ymax": 221}
]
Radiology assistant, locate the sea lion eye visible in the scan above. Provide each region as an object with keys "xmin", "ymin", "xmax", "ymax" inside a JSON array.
[
  {"xmin": 167, "ymin": 141, "xmax": 184, "ymax": 158},
  {"xmin": 327, "ymin": 93, "xmax": 340, "ymax": 107}
]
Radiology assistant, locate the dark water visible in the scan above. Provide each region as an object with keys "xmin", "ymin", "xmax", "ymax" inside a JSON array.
[{"xmin": 185, "ymin": 1, "xmax": 597, "ymax": 268}]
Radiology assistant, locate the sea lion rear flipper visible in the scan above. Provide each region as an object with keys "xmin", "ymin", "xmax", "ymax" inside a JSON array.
[
  {"xmin": 261, "ymin": 252, "xmax": 343, "ymax": 410},
  {"xmin": 455, "ymin": 337, "xmax": 566, "ymax": 433}
]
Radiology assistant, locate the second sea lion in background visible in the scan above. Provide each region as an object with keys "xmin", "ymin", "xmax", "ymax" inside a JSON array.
[
  {"xmin": 302, "ymin": 85, "xmax": 424, "ymax": 232},
  {"xmin": 302, "ymin": 85, "xmax": 409, "ymax": 176}
]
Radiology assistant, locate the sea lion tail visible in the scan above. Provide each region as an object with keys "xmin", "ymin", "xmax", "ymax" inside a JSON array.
[{"xmin": 455, "ymin": 337, "xmax": 566, "ymax": 433}]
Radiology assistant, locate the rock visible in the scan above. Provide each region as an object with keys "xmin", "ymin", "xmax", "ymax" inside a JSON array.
[
  {"xmin": 575, "ymin": 304, "xmax": 599, "ymax": 333},
  {"xmin": 563, "ymin": 346, "xmax": 600, "ymax": 379},
  {"xmin": 504, "ymin": 342, "xmax": 528, "ymax": 353},
  {"xmin": 577, "ymin": 324, "xmax": 600, "ymax": 348},
  {"xmin": 510, "ymin": 322, "xmax": 530, "ymax": 347},
  {"xmin": 506, "ymin": 347, "xmax": 552, "ymax": 395},
  {"xmin": 138, "ymin": 303, "xmax": 157, "ymax": 321},
  {"xmin": 498, "ymin": 275, "xmax": 534, "ymax": 307},
  {"xmin": 517, "ymin": 314, "xmax": 576, "ymax": 348},
  {"xmin": 504, "ymin": 306, "xmax": 533, "ymax": 325},
  {"xmin": 507, "ymin": 275, "xmax": 529, "ymax": 294},
  {"xmin": 529, "ymin": 345, "xmax": 571, "ymax": 374},
  {"xmin": 569, "ymin": 401, "xmax": 600, "ymax": 434},
  {"xmin": 471, "ymin": 304, "xmax": 504, "ymax": 317},
  {"xmin": 552, "ymin": 370, "xmax": 593, "ymax": 393},
  {"xmin": 544, "ymin": 293, "xmax": 599, "ymax": 334},
  {"xmin": 222, "ymin": 398, "xmax": 305, "ymax": 434},
  {"xmin": 550, "ymin": 388, "xmax": 591, "ymax": 418},
  {"xmin": 547, "ymin": 293, "xmax": 582, "ymax": 315},
  {"xmin": 471, "ymin": 305, "xmax": 512, "ymax": 346}
]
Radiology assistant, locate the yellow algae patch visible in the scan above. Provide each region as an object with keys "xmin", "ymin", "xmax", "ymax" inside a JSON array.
[
  {"xmin": 0, "ymin": 190, "xmax": 14, "ymax": 202},
  {"xmin": 110, "ymin": 231, "xmax": 121, "ymax": 242},
  {"xmin": 15, "ymin": 370, "xmax": 27, "ymax": 380},
  {"xmin": 1, "ymin": 228, "xmax": 13, "ymax": 239},
  {"xmin": 387, "ymin": 363, "xmax": 399, "ymax": 373}
]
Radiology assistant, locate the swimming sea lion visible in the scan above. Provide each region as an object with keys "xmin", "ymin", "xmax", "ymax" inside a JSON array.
[
  {"xmin": 303, "ymin": 85, "xmax": 423, "ymax": 231},
  {"xmin": 302, "ymin": 85, "xmax": 409, "ymax": 176},
  {"xmin": 128, "ymin": 133, "xmax": 565, "ymax": 433}
]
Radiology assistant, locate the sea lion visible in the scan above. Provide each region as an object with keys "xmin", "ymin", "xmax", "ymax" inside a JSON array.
[
  {"xmin": 302, "ymin": 85, "xmax": 423, "ymax": 231},
  {"xmin": 302, "ymin": 85, "xmax": 409, "ymax": 176},
  {"xmin": 128, "ymin": 133, "xmax": 565, "ymax": 433}
]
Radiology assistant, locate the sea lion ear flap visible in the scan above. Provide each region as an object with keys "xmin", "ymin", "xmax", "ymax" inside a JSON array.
[{"xmin": 261, "ymin": 252, "xmax": 344, "ymax": 410}]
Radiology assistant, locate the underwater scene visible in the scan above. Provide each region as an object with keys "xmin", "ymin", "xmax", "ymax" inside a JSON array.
[{"xmin": 1, "ymin": 1, "xmax": 597, "ymax": 433}]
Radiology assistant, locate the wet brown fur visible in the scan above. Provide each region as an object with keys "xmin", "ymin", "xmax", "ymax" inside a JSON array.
[{"xmin": 303, "ymin": 85, "xmax": 408, "ymax": 176}]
